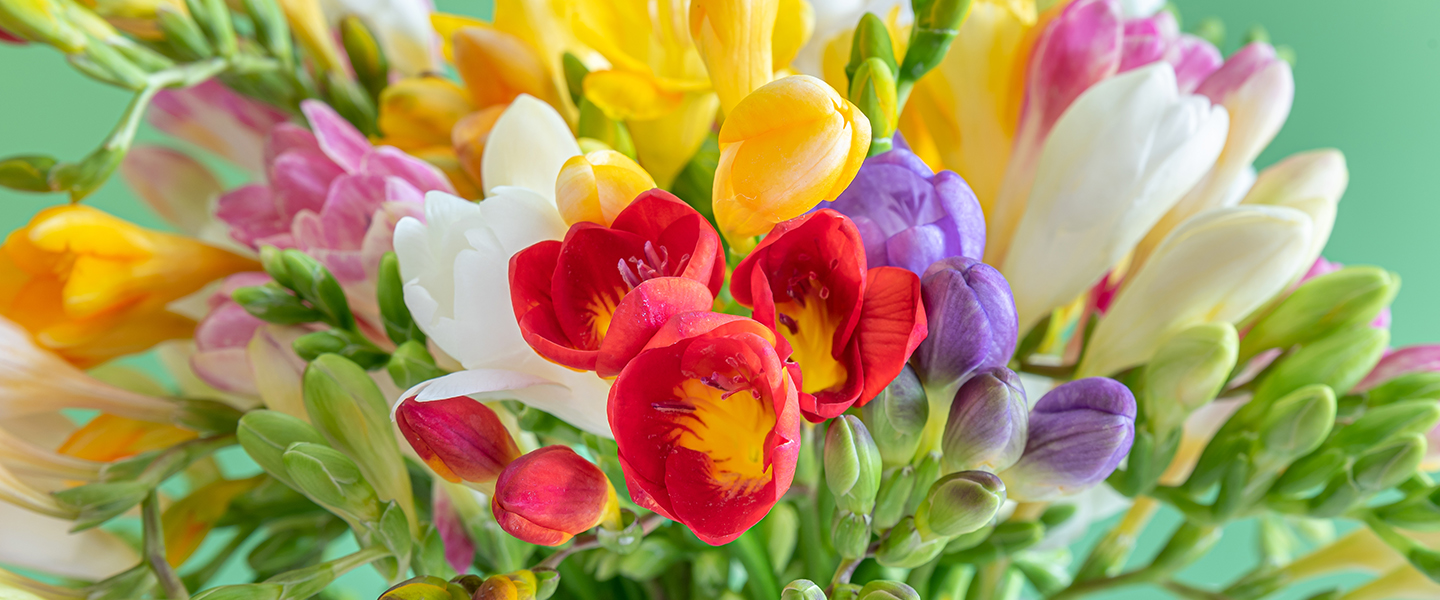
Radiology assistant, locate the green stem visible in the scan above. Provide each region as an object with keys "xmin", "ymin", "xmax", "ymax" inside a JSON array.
[
  {"xmin": 1162, "ymin": 581, "xmax": 1233, "ymax": 600},
  {"xmin": 143, "ymin": 492, "xmax": 190, "ymax": 600},
  {"xmin": 0, "ymin": 566, "xmax": 85, "ymax": 599},
  {"xmin": 182, "ymin": 524, "xmax": 258, "ymax": 590},
  {"xmin": 732, "ymin": 529, "xmax": 781, "ymax": 600}
]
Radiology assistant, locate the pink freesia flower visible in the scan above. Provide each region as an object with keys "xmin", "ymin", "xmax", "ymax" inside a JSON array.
[
  {"xmin": 149, "ymin": 81, "xmax": 291, "ymax": 175},
  {"xmin": 1171, "ymin": 35, "xmax": 1223, "ymax": 94},
  {"xmin": 1118, "ymin": 10, "xmax": 1178, "ymax": 73},
  {"xmin": 217, "ymin": 100, "xmax": 453, "ymax": 288},
  {"xmin": 191, "ymin": 272, "xmax": 278, "ymax": 395}
]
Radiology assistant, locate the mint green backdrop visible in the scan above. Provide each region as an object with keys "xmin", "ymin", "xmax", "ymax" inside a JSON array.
[{"xmin": 0, "ymin": 0, "xmax": 1436, "ymax": 598}]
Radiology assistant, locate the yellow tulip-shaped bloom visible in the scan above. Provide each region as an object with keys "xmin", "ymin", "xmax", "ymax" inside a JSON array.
[
  {"xmin": 690, "ymin": 0, "xmax": 779, "ymax": 114},
  {"xmin": 712, "ymin": 75, "xmax": 871, "ymax": 249},
  {"xmin": 555, "ymin": 151, "xmax": 658, "ymax": 227},
  {"xmin": 0, "ymin": 205, "xmax": 255, "ymax": 367},
  {"xmin": 453, "ymin": 26, "xmax": 563, "ymax": 111}
]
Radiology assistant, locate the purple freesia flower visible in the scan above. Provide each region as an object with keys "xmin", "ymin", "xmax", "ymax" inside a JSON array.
[
  {"xmin": 1000, "ymin": 377, "xmax": 1137, "ymax": 501},
  {"xmin": 217, "ymin": 100, "xmax": 453, "ymax": 285},
  {"xmin": 912, "ymin": 257, "xmax": 1018, "ymax": 390},
  {"xmin": 816, "ymin": 148, "xmax": 985, "ymax": 275}
]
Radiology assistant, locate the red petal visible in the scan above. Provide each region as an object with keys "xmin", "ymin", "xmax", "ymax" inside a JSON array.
[
  {"xmin": 595, "ymin": 278, "xmax": 716, "ymax": 378},
  {"xmin": 508, "ymin": 240, "xmax": 561, "ymax": 324},
  {"xmin": 664, "ymin": 446, "xmax": 776, "ymax": 545},
  {"xmin": 611, "ymin": 190, "xmax": 726, "ymax": 294},
  {"xmin": 855, "ymin": 266, "xmax": 928, "ymax": 404},
  {"xmin": 551, "ymin": 225, "xmax": 646, "ymax": 351}
]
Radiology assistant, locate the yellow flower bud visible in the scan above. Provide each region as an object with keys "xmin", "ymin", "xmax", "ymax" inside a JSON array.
[
  {"xmin": 712, "ymin": 75, "xmax": 870, "ymax": 248},
  {"xmin": 453, "ymin": 25, "xmax": 561, "ymax": 111},
  {"xmin": 0, "ymin": 0, "xmax": 87, "ymax": 51},
  {"xmin": 555, "ymin": 150, "xmax": 657, "ymax": 227},
  {"xmin": 277, "ymin": 0, "xmax": 346, "ymax": 74},
  {"xmin": 0, "ymin": 205, "xmax": 255, "ymax": 366},
  {"xmin": 689, "ymin": 0, "xmax": 778, "ymax": 114},
  {"xmin": 378, "ymin": 76, "xmax": 474, "ymax": 154}
]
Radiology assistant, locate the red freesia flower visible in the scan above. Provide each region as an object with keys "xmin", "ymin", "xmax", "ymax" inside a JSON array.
[
  {"xmin": 394, "ymin": 395, "xmax": 520, "ymax": 485},
  {"xmin": 732, "ymin": 209, "xmax": 927, "ymax": 421},
  {"xmin": 492, "ymin": 445, "xmax": 619, "ymax": 546},
  {"xmin": 509, "ymin": 189, "xmax": 725, "ymax": 376},
  {"xmin": 609, "ymin": 312, "xmax": 802, "ymax": 545}
]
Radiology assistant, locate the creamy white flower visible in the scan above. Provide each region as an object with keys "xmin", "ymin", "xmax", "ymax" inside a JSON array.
[
  {"xmin": 480, "ymin": 95, "xmax": 583, "ymax": 203},
  {"xmin": 0, "ymin": 500, "xmax": 137, "ymax": 581},
  {"xmin": 1078, "ymin": 205, "xmax": 1314, "ymax": 378},
  {"xmin": 318, "ymin": 0, "xmax": 437, "ymax": 75},
  {"xmin": 1241, "ymin": 149, "xmax": 1349, "ymax": 281},
  {"xmin": 0, "ymin": 318, "xmax": 176, "ymax": 422},
  {"xmin": 1001, "ymin": 64, "xmax": 1230, "ymax": 333},
  {"xmin": 393, "ymin": 190, "xmax": 613, "ymax": 436}
]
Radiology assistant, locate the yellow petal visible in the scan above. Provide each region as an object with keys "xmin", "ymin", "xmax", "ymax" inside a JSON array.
[
  {"xmin": 453, "ymin": 26, "xmax": 562, "ymax": 111},
  {"xmin": 58, "ymin": 413, "xmax": 198, "ymax": 463},
  {"xmin": 571, "ymin": 0, "xmax": 652, "ymax": 73},
  {"xmin": 161, "ymin": 477, "xmax": 262, "ymax": 565},
  {"xmin": 628, "ymin": 91, "xmax": 721, "ymax": 189},
  {"xmin": 690, "ymin": 0, "xmax": 779, "ymax": 114},
  {"xmin": 453, "ymin": 104, "xmax": 509, "ymax": 190},
  {"xmin": 555, "ymin": 150, "xmax": 658, "ymax": 226},
  {"xmin": 583, "ymin": 70, "xmax": 686, "ymax": 122},
  {"xmin": 378, "ymin": 76, "xmax": 474, "ymax": 153},
  {"xmin": 771, "ymin": 0, "xmax": 813, "ymax": 71},
  {"xmin": 430, "ymin": 12, "xmax": 492, "ymax": 61}
]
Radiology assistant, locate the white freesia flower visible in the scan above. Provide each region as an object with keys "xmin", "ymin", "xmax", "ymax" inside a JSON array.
[
  {"xmin": 1001, "ymin": 64, "xmax": 1230, "ymax": 333},
  {"xmin": 1078, "ymin": 205, "xmax": 1314, "ymax": 378},
  {"xmin": 319, "ymin": 0, "xmax": 437, "ymax": 75},
  {"xmin": 394, "ymin": 190, "xmax": 613, "ymax": 436},
  {"xmin": 0, "ymin": 318, "xmax": 176, "ymax": 422},
  {"xmin": 480, "ymin": 94, "xmax": 583, "ymax": 202},
  {"xmin": 1241, "ymin": 149, "xmax": 1350, "ymax": 280},
  {"xmin": 0, "ymin": 500, "xmax": 137, "ymax": 581}
]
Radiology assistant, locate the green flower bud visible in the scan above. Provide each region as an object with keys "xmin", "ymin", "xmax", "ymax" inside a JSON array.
[
  {"xmin": 293, "ymin": 329, "xmax": 388, "ymax": 369},
  {"xmin": 323, "ymin": 72, "xmax": 379, "ymax": 137},
  {"xmin": 259, "ymin": 246, "xmax": 294, "ymax": 289},
  {"xmin": 186, "ymin": 0, "xmax": 236, "ymax": 57},
  {"xmin": 282, "ymin": 442, "xmax": 383, "ymax": 524},
  {"xmin": 386, "ymin": 340, "xmax": 445, "ymax": 390},
  {"xmin": 1258, "ymin": 384, "xmax": 1336, "ymax": 461},
  {"xmin": 831, "ymin": 584, "xmax": 862, "ymax": 600},
  {"xmin": 1014, "ymin": 552, "xmax": 1072, "ymax": 596},
  {"xmin": 1270, "ymin": 447, "xmax": 1346, "ymax": 498},
  {"xmin": 378, "ymin": 575, "xmax": 469, "ymax": 600},
  {"xmin": 1366, "ymin": 372, "xmax": 1440, "ymax": 407},
  {"xmin": 846, "ymin": 12, "xmax": 898, "ymax": 81},
  {"xmin": 872, "ymin": 466, "xmax": 916, "ymax": 530},
  {"xmin": 858, "ymin": 581, "xmax": 920, "ymax": 600},
  {"xmin": 1328, "ymin": 400, "xmax": 1440, "ymax": 455},
  {"xmin": 875, "ymin": 516, "xmax": 946, "ymax": 568},
  {"xmin": 1254, "ymin": 326, "xmax": 1389, "ymax": 405},
  {"xmin": 340, "ymin": 15, "xmax": 388, "ymax": 100},
  {"xmin": 1308, "ymin": 475, "xmax": 1363, "ymax": 518},
  {"xmin": 378, "ymin": 252, "xmax": 424, "ymax": 345},
  {"xmin": 1149, "ymin": 522, "xmax": 1221, "ymax": 576},
  {"xmin": 897, "ymin": 0, "xmax": 974, "ymax": 88},
  {"xmin": 1241, "ymin": 267, "xmax": 1399, "ymax": 363},
  {"xmin": 533, "ymin": 568, "xmax": 561, "ymax": 600},
  {"xmin": 762, "ymin": 501, "xmax": 799, "ymax": 572},
  {"xmin": 781, "ymin": 580, "xmax": 827, "ymax": 600},
  {"xmin": 158, "ymin": 5, "xmax": 213, "ymax": 60},
  {"xmin": 916, "ymin": 471, "xmax": 1006, "ymax": 537},
  {"xmin": 237, "ymin": 410, "xmax": 328, "ymax": 488},
  {"xmin": 906, "ymin": 451, "xmax": 943, "ymax": 515},
  {"xmin": 0, "ymin": 155, "xmax": 58, "ymax": 192},
  {"xmin": 242, "ymin": 0, "xmax": 292, "ymax": 67},
  {"xmin": 233, "ymin": 283, "xmax": 325, "ymax": 325},
  {"xmin": 849, "ymin": 57, "xmax": 898, "ymax": 150},
  {"xmin": 303, "ymin": 354, "xmax": 415, "ymax": 531},
  {"xmin": 831, "ymin": 510, "xmax": 872, "ymax": 559},
  {"xmin": 280, "ymin": 249, "xmax": 355, "ymax": 330},
  {"xmin": 825, "ymin": 415, "xmax": 883, "ymax": 514},
  {"xmin": 618, "ymin": 538, "xmax": 681, "ymax": 580},
  {"xmin": 1352, "ymin": 434, "xmax": 1426, "ymax": 493},
  {"xmin": 562, "ymin": 52, "xmax": 589, "ymax": 107},
  {"xmin": 577, "ymin": 99, "xmax": 637, "ymax": 161},
  {"xmin": 862, "ymin": 365, "xmax": 929, "ymax": 468},
  {"xmin": 1374, "ymin": 487, "xmax": 1440, "ymax": 532},
  {"xmin": 1142, "ymin": 322, "xmax": 1238, "ymax": 434}
]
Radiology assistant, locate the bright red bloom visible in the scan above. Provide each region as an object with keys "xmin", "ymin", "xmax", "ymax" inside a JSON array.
[
  {"xmin": 609, "ymin": 312, "xmax": 802, "ymax": 545},
  {"xmin": 509, "ymin": 189, "xmax": 725, "ymax": 376},
  {"xmin": 395, "ymin": 395, "xmax": 521, "ymax": 485},
  {"xmin": 732, "ymin": 209, "xmax": 928, "ymax": 421},
  {"xmin": 491, "ymin": 445, "xmax": 618, "ymax": 546}
]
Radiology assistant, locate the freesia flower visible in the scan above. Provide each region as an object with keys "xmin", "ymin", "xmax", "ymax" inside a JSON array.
[
  {"xmin": 1134, "ymin": 42, "xmax": 1295, "ymax": 268},
  {"xmin": 0, "ymin": 317, "xmax": 176, "ymax": 421},
  {"xmin": 610, "ymin": 312, "xmax": 801, "ymax": 545},
  {"xmin": 712, "ymin": 75, "xmax": 871, "ymax": 248},
  {"xmin": 318, "ymin": 0, "xmax": 436, "ymax": 75},
  {"xmin": 480, "ymin": 95, "xmax": 581, "ymax": 201},
  {"xmin": 731, "ymin": 209, "xmax": 927, "ymax": 420},
  {"xmin": 554, "ymin": 151, "xmax": 657, "ymax": 227},
  {"xmin": 218, "ymin": 100, "xmax": 451, "ymax": 289},
  {"xmin": 1078, "ymin": 205, "xmax": 1314, "ymax": 378},
  {"xmin": 817, "ymin": 148, "xmax": 986, "ymax": 275},
  {"xmin": 119, "ymin": 146, "xmax": 236, "ymax": 250},
  {"xmin": 0, "ymin": 205, "xmax": 255, "ymax": 367},
  {"xmin": 492, "ymin": 445, "xmax": 619, "ymax": 546},
  {"xmin": 912, "ymin": 257, "xmax": 1018, "ymax": 392},
  {"xmin": 0, "ymin": 501, "xmax": 137, "ymax": 580},
  {"xmin": 190, "ymin": 272, "xmax": 280, "ymax": 396},
  {"xmin": 998, "ymin": 377, "xmax": 1136, "ymax": 501},
  {"xmin": 999, "ymin": 63, "xmax": 1230, "ymax": 332},
  {"xmin": 396, "ymin": 395, "xmax": 520, "ymax": 485},
  {"xmin": 1170, "ymin": 34, "xmax": 1223, "ymax": 93},
  {"xmin": 148, "ymin": 80, "xmax": 291, "ymax": 175},
  {"xmin": 1240, "ymin": 149, "xmax": 1349, "ymax": 280},
  {"xmin": 689, "ymin": 0, "xmax": 778, "ymax": 114},
  {"xmin": 942, "ymin": 366, "xmax": 1029, "ymax": 473},
  {"xmin": 510, "ymin": 190, "xmax": 724, "ymax": 375}
]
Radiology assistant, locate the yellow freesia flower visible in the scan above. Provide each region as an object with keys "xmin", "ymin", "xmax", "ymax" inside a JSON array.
[
  {"xmin": 690, "ymin": 0, "xmax": 778, "ymax": 114},
  {"xmin": 57, "ymin": 413, "xmax": 196, "ymax": 463},
  {"xmin": 0, "ymin": 205, "xmax": 255, "ymax": 367},
  {"xmin": 555, "ymin": 150, "xmax": 658, "ymax": 226}
]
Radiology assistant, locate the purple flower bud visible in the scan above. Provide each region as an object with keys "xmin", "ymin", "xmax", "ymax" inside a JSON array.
[
  {"xmin": 942, "ymin": 367, "xmax": 1029, "ymax": 473},
  {"xmin": 912, "ymin": 257, "xmax": 1018, "ymax": 390},
  {"xmin": 1000, "ymin": 377, "xmax": 1136, "ymax": 501},
  {"xmin": 817, "ymin": 149, "xmax": 986, "ymax": 275}
]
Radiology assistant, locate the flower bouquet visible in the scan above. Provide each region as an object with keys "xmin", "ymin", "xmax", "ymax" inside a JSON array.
[{"xmin": 0, "ymin": 0, "xmax": 1432, "ymax": 598}]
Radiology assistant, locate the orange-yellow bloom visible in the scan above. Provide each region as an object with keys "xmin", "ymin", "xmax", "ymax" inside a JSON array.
[
  {"xmin": 712, "ymin": 75, "xmax": 870, "ymax": 249},
  {"xmin": 554, "ymin": 150, "xmax": 657, "ymax": 227},
  {"xmin": 690, "ymin": 0, "xmax": 779, "ymax": 114},
  {"xmin": 378, "ymin": 76, "xmax": 474, "ymax": 154},
  {"xmin": 160, "ymin": 477, "xmax": 261, "ymax": 565},
  {"xmin": 0, "ymin": 205, "xmax": 255, "ymax": 367},
  {"xmin": 453, "ymin": 25, "xmax": 562, "ymax": 111},
  {"xmin": 58, "ymin": 413, "xmax": 197, "ymax": 463}
]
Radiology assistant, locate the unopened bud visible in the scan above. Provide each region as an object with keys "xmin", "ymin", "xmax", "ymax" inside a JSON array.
[
  {"xmin": 916, "ymin": 471, "xmax": 1005, "ymax": 537},
  {"xmin": 942, "ymin": 367, "xmax": 1028, "ymax": 473},
  {"xmin": 283, "ymin": 442, "xmax": 383, "ymax": 524},
  {"xmin": 618, "ymin": 538, "xmax": 681, "ymax": 580},
  {"xmin": 762, "ymin": 502, "xmax": 799, "ymax": 572},
  {"xmin": 1352, "ymin": 434, "xmax": 1425, "ymax": 493},
  {"xmin": 280, "ymin": 249, "xmax": 354, "ymax": 329},
  {"xmin": 849, "ymin": 57, "xmax": 897, "ymax": 149},
  {"xmin": 862, "ymin": 367, "xmax": 929, "ymax": 470},
  {"xmin": 492, "ymin": 446, "xmax": 618, "ymax": 546},
  {"xmin": 1257, "ymin": 384, "xmax": 1336, "ymax": 461},
  {"xmin": 1270, "ymin": 448, "xmax": 1345, "ymax": 498},
  {"xmin": 237, "ymin": 410, "xmax": 328, "ymax": 488},
  {"xmin": 825, "ymin": 415, "xmax": 883, "ymax": 514},
  {"xmin": 1241, "ymin": 267, "xmax": 1399, "ymax": 362},
  {"xmin": 379, "ymin": 252, "xmax": 424, "ymax": 344},
  {"xmin": 857, "ymin": 580, "xmax": 921, "ymax": 600},
  {"xmin": 1365, "ymin": 372, "xmax": 1440, "ymax": 407},
  {"xmin": 906, "ymin": 451, "xmax": 942, "ymax": 515},
  {"xmin": 830, "ymin": 510, "xmax": 872, "ymax": 559},
  {"xmin": 0, "ymin": 154, "xmax": 58, "ymax": 192},
  {"xmin": 233, "ymin": 283, "xmax": 324, "ymax": 325},
  {"xmin": 1327, "ymin": 400, "xmax": 1440, "ymax": 455},
  {"xmin": 596, "ymin": 508, "xmax": 644, "ymax": 555},
  {"xmin": 781, "ymin": 580, "xmax": 826, "ymax": 600},
  {"xmin": 831, "ymin": 584, "xmax": 862, "ymax": 600},
  {"xmin": 872, "ymin": 466, "xmax": 916, "ymax": 530},
  {"xmin": 999, "ymin": 378, "xmax": 1136, "ymax": 501},
  {"xmin": 1373, "ymin": 487, "xmax": 1440, "ymax": 531},
  {"xmin": 1254, "ymin": 326, "xmax": 1389, "ymax": 405},
  {"xmin": 339, "ymin": 16, "xmax": 388, "ymax": 99},
  {"xmin": 1142, "ymin": 322, "xmax": 1238, "ymax": 433},
  {"xmin": 896, "ymin": 0, "xmax": 972, "ymax": 87},
  {"xmin": 875, "ymin": 516, "xmax": 946, "ymax": 568},
  {"xmin": 846, "ymin": 12, "xmax": 897, "ymax": 82},
  {"xmin": 379, "ymin": 575, "xmax": 470, "ymax": 600},
  {"xmin": 395, "ymin": 395, "xmax": 520, "ymax": 485},
  {"xmin": 386, "ymin": 340, "xmax": 445, "ymax": 390}
]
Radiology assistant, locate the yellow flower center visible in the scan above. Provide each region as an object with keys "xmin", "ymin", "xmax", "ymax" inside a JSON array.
[{"xmin": 670, "ymin": 378, "xmax": 776, "ymax": 492}]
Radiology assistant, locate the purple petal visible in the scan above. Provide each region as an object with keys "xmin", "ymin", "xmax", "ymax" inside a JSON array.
[
  {"xmin": 886, "ymin": 224, "xmax": 949, "ymax": 276},
  {"xmin": 931, "ymin": 171, "xmax": 985, "ymax": 259},
  {"xmin": 943, "ymin": 367, "xmax": 1029, "ymax": 472},
  {"xmin": 302, "ymin": 99, "xmax": 371, "ymax": 172},
  {"xmin": 360, "ymin": 146, "xmax": 455, "ymax": 194},
  {"xmin": 1003, "ymin": 377, "xmax": 1136, "ymax": 499},
  {"xmin": 913, "ymin": 258, "xmax": 1019, "ymax": 387}
]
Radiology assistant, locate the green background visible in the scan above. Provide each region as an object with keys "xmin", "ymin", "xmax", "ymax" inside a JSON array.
[{"xmin": 1, "ymin": 0, "xmax": 1436, "ymax": 597}]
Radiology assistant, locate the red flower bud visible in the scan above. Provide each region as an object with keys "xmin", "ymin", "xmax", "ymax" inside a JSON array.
[
  {"xmin": 395, "ymin": 395, "xmax": 520, "ymax": 484},
  {"xmin": 491, "ymin": 445, "xmax": 618, "ymax": 546}
]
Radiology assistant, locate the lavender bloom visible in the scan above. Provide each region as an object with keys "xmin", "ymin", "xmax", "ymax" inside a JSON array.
[
  {"xmin": 817, "ymin": 149, "xmax": 986, "ymax": 275},
  {"xmin": 942, "ymin": 367, "xmax": 1029, "ymax": 474},
  {"xmin": 912, "ymin": 257, "xmax": 1018, "ymax": 390},
  {"xmin": 1000, "ymin": 377, "xmax": 1137, "ymax": 501}
]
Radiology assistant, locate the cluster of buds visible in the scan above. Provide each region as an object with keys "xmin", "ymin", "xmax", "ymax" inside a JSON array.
[{"xmin": 381, "ymin": 569, "xmax": 559, "ymax": 600}]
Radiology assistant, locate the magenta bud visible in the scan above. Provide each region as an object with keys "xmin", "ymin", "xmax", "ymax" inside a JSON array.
[{"xmin": 395, "ymin": 395, "xmax": 521, "ymax": 484}]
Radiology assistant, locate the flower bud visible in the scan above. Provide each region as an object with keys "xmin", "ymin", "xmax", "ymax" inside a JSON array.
[
  {"xmin": 1352, "ymin": 434, "xmax": 1426, "ymax": 493},
  {"xmin": 942, "ymin": 367, "xmax": 1028, "ymax": 473},
  {"xmin": 596, "ymin": 508, "xmax": 645, "ymax": 556},
  {"xmin": 875, "ymin": 516, "xmax": 947, "ymax": 568},
  {"xmin": 825, "ymin": 415, "xmax": 883, "ymax": 514},
  {"xmin": 379, "ymin": 575, "xmax": 471, "ymax": 600},
  {"xmin": 1327, "ymin": 400, "xmax": 1440, "ymax": 456},
  {"xmin": 387, "ymin": 340, "xmax": 446, "ymax": 390},
  {"xmin": 1241, "ymin": 267, "xmax": 1399, "ymax": 362},
  {"xmin": 1365, "ymin": 372, "xmax": 1440, "ymax": 407},
  {"xmin": 1253, "ymin": 326, "xmax": 1389, "ymax": 406},
  {"xmin": 233, "ymin": 283, "xmax": 324, "ymax": 325},
  {"xmin": 283, "ymin": 442, "xmax": 383, "ymax": 524},
  {"xmin": 846, "ymin": 12, "xmax": 897, "ymax": 82},
  {"xmin": 830, "ymin": 510, "xmax": 872, "ymax": 559},
  {"xmin": 895, "ymin": 0, "xmax": 973, "ymax": 90},
  {"xmin": 913, "ymin": 257, "xmax": 1018, "ymax": 391},
  {"xmin": 1141, "ymin": 322, "xmax": 1238, "ymax": 434},
  {"xmin": 781, "ymin": 580, "xmax": 826, "ymax": 600},
  {"xmin": 1270, "ymin": 447, "xmax": 1346, "ymax": 498},
  {"xmin": 1257, "ymin": 384, "xmax": 1336, "ymax": 461},
  {"xmin": 762, "ymin": 502, "xmax": 799, "ymax": 571},
  {"xmin": 862, "ymin": 365, "xmax": 929, "ymax": 468},
  {"xmin": 1373, "ymin": 487, "xmax": 1440, "ymax": 531},
  {"xmin": 237, "ymin": 410, "xmax": 328, "ymax": 489},
  {"xmin": 395, "ymin": 395, "xmax": 521, "ymax": 485},
  {"xmin": 280, "ymin": 249, "xmax": 354, "ymax": 330},
  {"xmin": 340, "ymin": 15, "xmax": 387, "ymax": 99},
  {"xmin": 492, "ymin": 446, "xmax": 618, "ymax": 546},
  {"xmin": 689, "ymin": 0, "xmax": 777, "ymax": 114},
  {"xmin": 916, "ymin": 471, "xmax": 1006, "ymax": 538},
  {"xmin": 554, "ymin": 150, "xmax": 657, "ymax": 227},
  {"xmin": 1356, "ymin": 345, "xmax": 1440, "ymax": 393},
  {"xmin": 871, "ymin": 466, "xmax": 916, "ymax": 530},
  {"xmin": 849, "ymin": 57, "xmax": 898, "ymax": 147},
  {"xmin": 0, "ymin": 0, "xmax": 86, "ymax": 51},
  {"xmin": 906, "ymin": 451, "xmax": 943, "ymax": 516},
  {"xmin": 1171, "ymin": 35, "xmax": 1223, "ymax": 94},
  {"xmin": 712, "ymin": 75, "xmax": 870, "ymax": 247},
  {"xmin": 471, "ymin": 571, "xmax": 541, "ymax": 600},
  {"xmin": 1000, "ymin": 378, "xmax": 1137, "ymax": 501},
  {"xmin": 858, "ymin": 581, "xmax": 921, "ymax": 600},
  {"xmin": 831, "ymin": 584, "xmax": 862, "ymax": 600}
]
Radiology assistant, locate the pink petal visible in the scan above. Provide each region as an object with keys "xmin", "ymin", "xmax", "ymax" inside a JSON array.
[
  {"xmin": 1355, "ymin": 345, "xmax": 1440, "ymax": 392},
  {"xmin": 433, "ymin": 489, "xmax": 476, "ymax": 572},
  {"xmin": 265, "ymin": 123, "xmax": 322, "ymax": 167},
  {"xmin": 1021, "ymin": 0, "xmax": 1124, "ymax": 140},
  {"xmin": 1171, "ymin": 34, "xmax": 1222, "ymax": 94},
  {"xmin": 1196, "ymin": 42, "xmax": 1280, "ymax": 103},
  {"xmin": 121, "ymin": 145, "xmax": 224, "ymax": 236},
  {"xmin": 302, "ymin": 100, "xmax": 371, "ymax": 172},
  {"xmin": 217, "ymin": 184, "xmax": 288, "ymax": 247},
  {"xmin": 361, "ymin": 146, "xmax": 455, "ymax": 194},
  {"xmin": 270, "ymin": 149, "xmax": 344, "ymax": 218},
  {"xmin": 150, "ymin": 81, "xmax": 290, "ymax": 174}
]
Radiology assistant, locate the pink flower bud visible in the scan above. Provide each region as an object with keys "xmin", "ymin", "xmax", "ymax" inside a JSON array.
[
  {"xmin": 395, "ymin": 395, "xmax": 521, "ymax": 484},
  {"xmin": 492, "ymin": 446, "xmax": 617, "ymax": 546}
]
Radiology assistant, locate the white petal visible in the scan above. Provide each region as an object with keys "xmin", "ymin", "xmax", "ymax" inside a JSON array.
[
  {"xmin": 480, "ymin": 95, "xmax": 581, "ymax": 202},
  {"xmin": 395, "ymin": 369, "xmax": 612, "ymax": 437},
  {"xmin": 1241, "ymin": 149, "xmax": 1349, "ymax": 280},
  {"xmin": 0, "ymin": 500, "xmax": 138, "ymax": 580}
]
